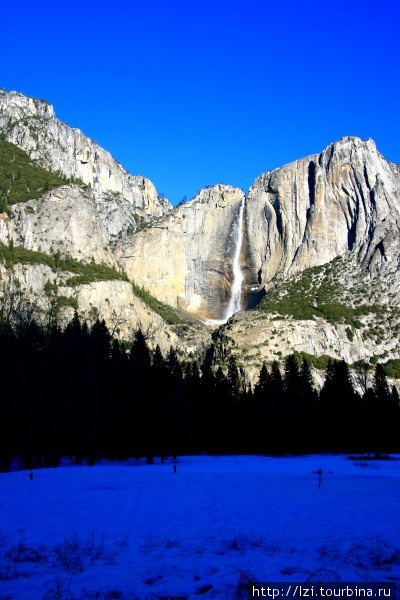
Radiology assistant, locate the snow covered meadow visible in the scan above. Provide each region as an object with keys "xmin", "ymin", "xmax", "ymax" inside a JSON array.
[{"xmin": 0, "ymin": 455, "xmax": 399, "ymax": 599}]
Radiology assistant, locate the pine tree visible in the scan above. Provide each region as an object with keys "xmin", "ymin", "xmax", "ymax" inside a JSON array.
[
  {"xmin": 64, "ymin": 310, "xmax": 82, "ymax": 341},
  {"xmin": 185, "ymin": 361, "xmax": 202, "ymax": 451},
  {"xmin": 299, "ymin": 358, "xmax": 319, "ymax": 450},
  {"xmin": 130, "ymin": 328, "xmax": 151, "ymax": 370},
  {"xmin": 320, "ymin": 359, "xmax": 359, "ymax": 451},
  {"xmin": 129, "ymin": 329, "xmax": 152, "ymax": 458},
  {"xmin": 373, "ymin": 364, "xmax": 391, "ymax": 405},
  {"xmin": 300, "ymin": 359, "xmax": 317, "ymax": 405},
  {"xmin": 270, "ymin": 360, "xmax": 283, "ymax": 398},
  {"xmin": 152, "ymin": 344, "xmax": 165, "ymax": 370},
  {"xmin": 283, "ymin": 354, "xmax": 298, "ymax": 394},
  {"xmin": 227, "ymin": 355, "xmax": 241, "ymax": 402},
  {"xmin": 201, "ymin": 345, "xmax": 216, "ymax": 399},
  {"xmin": 90, "ymin": 319, "xmax": 111, "ymax": 360},
  {"xmin": 166, "ymin": 347, "xmax": 182, "ymax": 380},
  {"xmin": 334, "ymin": 360, "xmax": 357, "ymax": 406},
  {"xmin": 392, "ymin": 385, "xmax": 400, "ymax": 407},
  {"xmin": 211, "ymin": 366, "xmax": 230, "ymax": 450},
  {"xmin": 371, "ymin": 364, "xmax": 399, "ymax": 454},
  {"xmin": 255, "ymin": 363, "xmax": 271, "ymax": 398}
]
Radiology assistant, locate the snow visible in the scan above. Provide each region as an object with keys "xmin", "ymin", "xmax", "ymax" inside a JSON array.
[{"xmin": 0, "ymin": 455, "xmax": 399, "ymax": 599}]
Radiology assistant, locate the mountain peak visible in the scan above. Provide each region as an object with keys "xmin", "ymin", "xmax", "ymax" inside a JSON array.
[
  {"xmin": 0, "ymin": 89, "xmax": 55, "ymax": 119},
  {"xmin": 325, "ymin": 135, "xmax": 378, "ymax": 154}
]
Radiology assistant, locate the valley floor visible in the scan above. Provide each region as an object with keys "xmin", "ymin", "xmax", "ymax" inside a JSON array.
[{"xmin": 0, "ymin": 455, "xmax": 399, "ymax": 599}]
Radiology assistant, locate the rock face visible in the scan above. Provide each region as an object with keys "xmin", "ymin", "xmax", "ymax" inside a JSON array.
[
  {"xmin": 0, "ymin": 262, "xmax": 210, "ymax": 357},
  {"xmin": 0, "ymin": 90, "xmax": 211, "ymax": 357},
  {"xmin": 246, "ymin": 136, "xmax": 400, "ymax": 284},
  {"xmin": 212, "ymin": 240, "xmax": 400, "ymax": 381},
  {"xmin": 0, "ymin": 90, "xmax": 171, "ymax": 242},
  {"xmin": 116, "ymin": 185, "xmax": 245, "ymax": 319},
  {"xmin": 1, "ymin": 90, "xmax": 400, "ymax": 368},
  {"xmin": 0, "ymin": 185, "xmax": 117, "ymax": 267},
  {"xmin": 115, "ymin": 136, "xmax": 400, "ymax": 325}
]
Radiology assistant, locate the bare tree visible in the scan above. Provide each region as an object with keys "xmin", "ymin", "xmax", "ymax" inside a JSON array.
[
  {"xmin": 0, "ymin": 277, "xmax": 38, "ymax": 333},
  {"xmin": 108, "ymin": 307, "xmax": 127, "ymax": 338},
  {"xmin": 354, "ymin": 360, "xmax": 370, "ymax": 395}
]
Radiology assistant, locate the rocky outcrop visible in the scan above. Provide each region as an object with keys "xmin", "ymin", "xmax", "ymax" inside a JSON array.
[
  {"xmin": 114, "ymin": 136, "xmax": 400, "ymax": 327},
  {"xmin": 0, "ymin": 185, "xmax": 117, "ymax": 266},
  {"xmin": 219, "ymin": 307, "xmax": 400, "ymax": 383},
  {"xmin": 0, "ymin": 90, "xmax": 171, "ymax": 242},
  {"xmin": 246, "ymin": 136, "xmax": 400, "ymax": 285},
  {"xmin": 1, "ymin": 89, "xmax": 400, "ymax": 367},
  {"xmin": 115, "ymin": 185, "xmax": 245, "ymax": 319},
  {"xmin": 0, "ymin": 262, "xmax": 210, "ymax": 356}
]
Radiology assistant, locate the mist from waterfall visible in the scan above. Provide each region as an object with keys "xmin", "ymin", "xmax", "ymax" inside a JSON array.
[{"xmin": 205, "ymin": 197, "xmax": 245, "ymax": 326}]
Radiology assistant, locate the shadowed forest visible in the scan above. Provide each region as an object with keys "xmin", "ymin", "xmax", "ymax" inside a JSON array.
[{"xmin": 0, "ymin": 307, "xmax": 399, "ymax": 472}]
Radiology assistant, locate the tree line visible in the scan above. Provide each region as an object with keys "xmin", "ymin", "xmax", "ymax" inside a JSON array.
[{"xmin": 0, "ymin": 313, "xmax": 399, "ymax": 471}]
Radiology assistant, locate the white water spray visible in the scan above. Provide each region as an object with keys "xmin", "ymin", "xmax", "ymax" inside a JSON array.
[
  {"xmin": 205, "ymin": 197, "xmax": 245, "ymax": 326},
  {"xmin": 223, "ymin": 196, "xmax": 245, "ymax": 321}
]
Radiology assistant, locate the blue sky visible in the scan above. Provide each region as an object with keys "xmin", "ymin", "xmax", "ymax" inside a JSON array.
[{"xmin": 1, "ymin": 0, "xmax": 399, "ymax": 205}]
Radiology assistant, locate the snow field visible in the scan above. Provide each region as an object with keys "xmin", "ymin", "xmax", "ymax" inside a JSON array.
[{"xmin": 0, "ymin": 455, "xmax": 399, "ymax": 599}]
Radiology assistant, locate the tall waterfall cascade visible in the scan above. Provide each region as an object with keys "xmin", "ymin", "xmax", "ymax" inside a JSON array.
[
  {"xmin": 205, "ymin": 196, "xmax": 246, "ymax": 325},
  {"xmin": 223, "ymin": 196, "xmax": 245, "ymax": 322}
]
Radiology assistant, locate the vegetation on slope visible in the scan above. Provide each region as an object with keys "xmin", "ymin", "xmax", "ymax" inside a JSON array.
[
  {"xmin": 292, "ymin": 351, "xmax": 335, "ymax": 371},
  {"xmin": 0, "ymin": 242, "xmax": 127, "ymax": 286},
  {"xmin": 381, "ymin": 359, "xmax": 400, "ymax": 379},
  {"xmin": 257, "ymin": 257, "xmax": 385, "ymax": 326},
  {"xmin": 131, "ymin": 281, "xmax": 188, "ymax": 325},
  {"xmin": 0, "ymin": 137, "xmax": 81, "ymax": 212},
  {"xmin": 293, "ymin": 351, "xmax": 400, "ymax": 379},
  {"xmin": 0, "ymin": 242, "xmax": 188, "ymax": 325}
]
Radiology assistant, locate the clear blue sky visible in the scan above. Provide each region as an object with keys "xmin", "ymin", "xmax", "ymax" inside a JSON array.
[{"xmin": 1, "ymin": 0, "xmax": 399, "ymax": 205}]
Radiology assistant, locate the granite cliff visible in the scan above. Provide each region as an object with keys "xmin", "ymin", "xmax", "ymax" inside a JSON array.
[
  {"xmin": 0, "ymin": 90, "xmax": 171, "ymax": 243},
  {"xmin": 246, "ymin": 136, "xmax": 400, "ymax": 283},
  {"xmin": 116, "ymin": 185, "xmax": 246, "ymax": 320},
  {"xmin": 1, "ymin": 90, "xmax": 399, "ymax": 372}
]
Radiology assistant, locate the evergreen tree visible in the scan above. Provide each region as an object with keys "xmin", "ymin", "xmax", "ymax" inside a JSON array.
[
  {"xmin": 300, "ymin": 359, "xmax": 316, "ymax": 404},
  {"xmin": 270, "ymin": 360, "xmax": 283, "ymax": 398},
  {"xmin": 90, "ymin": 319, "xmax": 111, "ymax": 360},
  {"xmin": 64, "ymin": 310, "xmax": 82, "ymax": 341},
  {"xmin": 201, "ymin": 345, "xmax": 216, "ymax": 398},
  {"xmin": 1, "ymin": 300, "xmax": 400, "ymax": 468},
  {"xmin": 185, "ymin": 361, "xmax": 202, "ymax": 451},
  {"xmin": 200, "ymin": 349, "xmax": 217, "ymax": 450},
  {"xmin": 283, "ymin": 354, "xmax": 300, "ymax": 401},
  {"xmin": 166, "ymin": 347, "xmax": 182, "ymax": 380},
  {"xmin": 255, "ymin": 363, "xmax": 271, "ymax": 398},
  {"xmin": 392, "ymin": 385, "xmax": 400, "ymax": 407},
  {"xmin": 130, "ymin": 328, "xmax": 151, "ymax": 370},
  {"xmin": 299, "ymin": 358, "xmax": 319, "ymax": 450},
  {"xmin": 211, "ymin": 366, "xmax": 230, "ymax": 451},
  {"xmin": 251, "ymin": 363, "xmax": 272, "ymax": 451},
  {"xmin": 334, "ymin": 360, "xmax": 357, "ymax": 405},
  {"xmin": 152, "ymin": 344, "xmax": 165, "ymax": 370},
  {"xmin": 370, "ymin": 364, "xmax": 399, "ymax": 454},
  {"xmin": 128, "ymin": 329, "xmax": 152, "ymax": 458},
  {"xmin": 320, "ymin": 359, "xmax": 359, "ymax": 450},
  {"xmin": 373, "ymin": 364, "xmax": 391, "ymax": 405},
  {"xmin": 227, "ymin": 355, "xmax": 241, "ymax": 402}
]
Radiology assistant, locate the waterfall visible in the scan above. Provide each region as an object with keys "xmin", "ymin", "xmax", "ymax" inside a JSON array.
[
  {"xmin": 223, "ymin": 196, "xmax": 245, "ymax": 322},
  {"xmin": 205, "ymin": 197, "xmax": 245, "ymax": 325}
]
